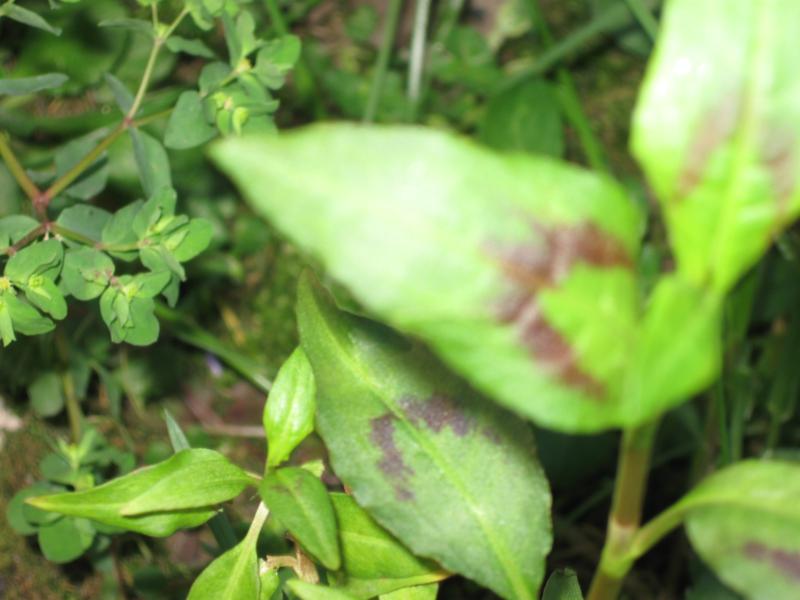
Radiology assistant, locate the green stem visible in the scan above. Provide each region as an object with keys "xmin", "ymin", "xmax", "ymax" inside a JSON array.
[
  {"xmin": 43, "ymin": 124, "xmax": 127, "ymax": 202},
  {"xmin": 509, "ymin": 0, "xmax": 662, "ymax": 89},
  {"xmin": 407, "ymin": 0, "xmax": 432, "ymax": 121},
  {"xmin": 363, "ymin": 0, "xmax": 403, "ymax": 123},
  {"xmin": 623, "ymin": 0, "xmax": 659, "ymax": 41},
  {"xmin": 62, "ymin": 371, "xmax": 83, "ymax": 444},
  {"xmin": 39, "ymin": 7, "xmax": 187, "ymax": 209},
  {"xmin": 49, "ymin": 222, "xmax": 99, "ymax": 247},
  {"xmin": 263, "ymin": 0, "xmax": 325, "ymax": 118},
  {"xmin": 587, "ymin": 421, "xmax": 659, "ymax": 600},
  {"xmin": 627, "ymin": 502, "xmax": 686, "ymax": 561},
  {"xmin": 528, "ymin": 1, "xmax": 609, "ymax": 172},
  {"xmin": 0, "ymin": 131, "xmax": 40, "ymax": 201}
]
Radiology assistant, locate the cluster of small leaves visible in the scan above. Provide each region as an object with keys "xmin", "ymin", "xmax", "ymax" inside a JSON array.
[
  {"xmin": 164, "ymin": 7, "xmax": 301, "ymax": 148},
  {"xmin": 0, "ymin": 189, "xmax": 211, "ymax": 347},
  {"xmin": 6, "ymin": 428, "xmax": 134, "ymax": 564}
]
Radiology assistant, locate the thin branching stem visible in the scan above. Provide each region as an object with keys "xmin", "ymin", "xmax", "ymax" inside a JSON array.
[
  {"xmin": 408, "ymin": 0, "xmax": 432, "ymax": 121},
  {"xmin": 0, "ymin": 131, "xmax": 40, "ymax": 201}
]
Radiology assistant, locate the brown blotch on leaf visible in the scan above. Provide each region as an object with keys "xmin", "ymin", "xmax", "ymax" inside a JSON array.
[
  {"xmin": 760, "ymin": 126, "xmax": 797, "ymax": 212},
  {"xmin": 743, "ymin": 541, "xmax": 800, "ymax": 581},
  {"xmin": 489, "ymin": 222, "xmax": 631, "ymax": 398},
  {"xmin": 399, "ymin": 394, "xmax": 472, "ymax": 437},
  {"xmin": 369, "ymin": 413, "xmax": 414, "ymax": 502},
  {"xmin": 677, "ymin": 94, "xmax": 741, "ymax": 199}
]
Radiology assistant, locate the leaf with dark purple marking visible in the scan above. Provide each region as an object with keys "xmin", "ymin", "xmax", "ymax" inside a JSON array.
[
  {"xmin": 632, "ymin": 0, "xmax": 800, "ymax": 293},
  {"xmin": 667, "ymin": 460, "xmax": 800, "ymax": 600},
  {"xmin": 297, "ymin": 273, "xmax": 551, "ymax": 600},
  {"xmin": 211, "ymin": 124, "xmax": 643, "ymax": 432}
]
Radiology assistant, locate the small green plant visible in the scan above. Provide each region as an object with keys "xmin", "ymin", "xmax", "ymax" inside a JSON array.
[{"xmin": 6, "ymin": 1, "xmax": 800, "ymax": 600}]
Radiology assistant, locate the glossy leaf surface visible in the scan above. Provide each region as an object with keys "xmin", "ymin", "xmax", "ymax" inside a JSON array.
[
  {"xmin": 26, "ymin": 449, "xmax": 251, "ymax": 536},
  {"xmin": 212, "ymin": 124, "xmax": 642, "ymax": 432},
  {"xmin": 330, "ymin": 493, "xmax": 446, "ymax": 598},
  {"xmin": 297, "ymin": 274, "xmax": 551, "ymax": 599},
  {"xmin": 542, "ymin": 569, "xmax": 583, "ymax": 600},
  {"xmin": 259, "ymin": 467, "xmax": 341, "ymax": 570},
  {"xmin": 187, "ymin": 504, "xmax": 268, "ymax": 600},
  {"xmin": 632, "ymin": 0, "xmax": 800, "ymax": 293},
  {"xmin": 263, "ymin": 347, "xmax": 316, "ymax": 468}
]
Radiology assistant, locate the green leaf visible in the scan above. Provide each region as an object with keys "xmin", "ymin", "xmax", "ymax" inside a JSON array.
[
  {"xmin": 166, "ymin": 36, "xmax": 216, "ymax": 59},
  {"xmin": 120, "ymin": 450, "xmax": 253, "ymax": 516},
  {"xmin": 62, "ymin": 248, "xmax": 114, "ymax": 300},
  {"xmin": 288, "ymin": 581, "xmax": 358, "ymax": 600},
  {"xmin": 103, "ymin": 73, "xmax": 135, "ymax": 115},
  {"xmin": 479, "ymin": 79, "xmax": 564, "ymax": 157},
  {"xmin": 101, "ymin": 291, "xmax": 160, "ymax": 346},
  {"xmin": 259, "ymin": 467, "xmax": 340, "ymax": 571},
  {"xmin": 263, "ymin": 347, "xmax": 316, "ymax": 469},
  {"xmin": 0, "ymin": 297, "xmax": 14, "ymax": 346},
  {"xmin": 165, "ymin": 91, "xmax": 218, "ymax": 149},
  {"xmin": 211, "ymin": 124, "xmax": 642, "ymax": 433},
  {"xmin": 253, "ymin": 35, "xmax": 301, "ymax": 89},
  {"xmin": 0, "ymin": 216, "xmax": 39, "ymax": 252},
  {"xmin": 56, "ymin": 205, "xmax": 112, "ymax": 242},
  {"xmin": 187, "ymin": 503, "xmax": 268, "ymax": 600},
  {"xmin": 623, "ymin": 274, "xmax": 722, "ymax": 423},
  {"xmin": 0, "ymin": 73, "xmax": 68, "ymax": 95},
  {"xmin": 4, "ymin": 294, "xmax": 54, "ymax": 337},
  {"xmin": 54, "ymin": 137, "xmax": 109, "ymax": 200},
  {"xmin": 5, "ymin": 240, "xmax": 63, "ymax": 282},
  {"xmin": 631, "ymin": 0, "xmax": 800, "ymax": 294},
  {"xmin": 3, "ymin": 4, "xmax": 61, "ymax": 35},
  {"xmin": 132, "ymin": 187, "xmax": 177, "ymax": 239},
  {"xmin": 223, "ymin": 10, "xmax": 256, "ymax": 66},
  {"xmin": 6, "ymin": 483, "xmax": 54, "ymax": 535},
  {"xmin": 167, "ymin": 218, "xmax": 214, "ymax": 261},
  {"xmin": 102, "ymin": 200, "xmax": 143, "ymax": 260},
  {"xmin": 330, "ymin": 493, "xmax": 447, "ymax": 598},
  {"xmin": 99, "ymin": 18, "xmax": 154, "ymax": 38},
  {"xmin": 164, "ymin": 409, "xmax": 190, "ymax": 451},
  {"xmin": 37, "ymin": 517, "xmax": 95, "ymax": 563},
  {"xmin": 542, "ymin": 569, "xmax": 583, "ymax": 600},
  {"xmin": 131, "ymin": 130, "xmax": 172, "ymax": 196},
  {"xmin": 673, "ymin": 460, "xmax": 800, "ymax": 600},
  {"xmin": 379, "ymin": 584, "xmax": 439, "ymax": 600},
  {"xmin": 24, "ymin": 275, "xmax": 67, "ymax": 320},
  {"xmin": 28, "ymin": 371, "xmax": 64, "ymax": 418},
  {"xmin": 25, "ymin": 449, "xmax": 248, "ymax": 536},
  {"xmin": 130, "ymin": 271, "xmax": 171, "ymax": 298},
  {"xmin": 296, "ymin": 274, "xmax": 552, "ymax": 600}
]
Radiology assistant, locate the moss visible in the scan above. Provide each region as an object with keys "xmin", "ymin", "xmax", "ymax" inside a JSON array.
[{"xmin": 0, "ymin": 424, "xmax": 97, "ymax": 599}]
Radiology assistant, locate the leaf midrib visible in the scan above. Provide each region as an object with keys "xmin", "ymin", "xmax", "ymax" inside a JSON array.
[{"xmin": 313, "ymin": 311, "xmax": 536, "ymax": 600}]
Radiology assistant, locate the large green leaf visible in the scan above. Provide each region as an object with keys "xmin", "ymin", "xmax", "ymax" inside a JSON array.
[
  {"xmin": 26, "ymin": 449, "xmax": 252, "ymax": 536},
  {"xmin": 296, "ymin": 273, "xmax": 552, "ymax": 600},
  {"xmin": 211, "ymin": 124, "xmax": 642, "ymax": 432},
  {"xmin": 676, "ymin": 460, "xmax": 800, "ymax": 600},
  {"xmin": 330, "ymin": 493, "xmax": 447, "ymax": 598},
  {"xmin": 631, "ymin": 0, "xmax": 800, "ymax": 294}
]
